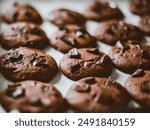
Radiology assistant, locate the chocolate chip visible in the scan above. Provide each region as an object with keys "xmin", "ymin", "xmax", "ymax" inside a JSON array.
[
  {"xmin": 85, "ymin": 77, "xmax": 96, "ymax": 84},
  {"xmin": 87, "ymin": 48, "xmax": 100, "ymax": 55},
  {"xmin": 32, "ymin": 56, "xmax": 49, "ymax": 68},
  {"xmin": 12, "ymin": 89, "xmax": 25, "ymax": 98},
  {"xmin": 70, "ymin": 62, "xmax": 80, "ymax": 73},
  {"xmin": 69, "ymin": 48, "xmax": 81, "ymax": 58},
  {"xmin": 142, "ymin": 81, "xmax": 150, "ymax": 93},
  {"xmin": 94, "ymin": 92, "xmax": 112, "ymax": 104},
  {"xmin": 61, "ymin": 35, "xmax": 77, "ymax": 46},
  {"xmin": 9, "ymin": 51, "xmax": 23, "ymax": 63},
  {"xmin": 75, "ymin": 83, "xmax": 91, "ymax": 92},
  {"xmin": 96, "ymin": 55, "xmax": 109, "ymax": 66},
  {"xmin": 132, "ymin": 69, "xmax": 145, "ymax": 77},
  {"xmin": 116, "ymin": 41, "xmax": 124, "ymax": 49}
]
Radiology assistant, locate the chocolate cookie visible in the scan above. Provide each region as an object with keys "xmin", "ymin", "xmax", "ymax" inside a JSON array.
[
  {"xmin": 130, "ymin": 0, "xmax": 150, "ymax": 15},
  {"xmin": 139, "ymin": 16, "xmax": 150, "ymax": 36},
  {"xmin": 0, "ymin": 47, "xmax": 58, "ymax": 82},
  {"xmin": 83, "ymin": 0, "xmax": 124, "ymax": 21},
  {"xmin": 51, "ymin": 24, "xmax": 97, "ymax": 53},
  {"xmin": 109, "ymin": 41, "xmax": 150, "ymax": 74},
  {"xmin": 48, "ymin": 8, "xmax": 86, "ymax": 27},
  {"xmin": 0, "ymin": 80, "xmax": 66, "ymax": 112},
  {"xmin": 125, "ymin": 70, "xmax": 150, "ymax": 106},
  {"xmin": 95, "ymin": 20, "xmax": 143, "ymax": 45},
  {"xmin": 2, "ymin": 3, "xmax": 43, "ymax": 24},
  {"xmin": 59, "ymin": 48, "xmax": 113, "ymax": 81},
  {"xmin": 65, "ymin": 77, "xmax": 130, "ymax": 112},
  {"xmin": 0, "ymin": 22, "xmax": 49, "ymax": 50}
]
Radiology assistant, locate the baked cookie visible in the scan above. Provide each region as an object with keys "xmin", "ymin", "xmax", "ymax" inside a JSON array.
[
  {"xmin": 48, "ymin": 8, "xmax": 86, "ymax": 27},
  {"xmin": 139, "ymin": 16, "xmax": 150, "ymax": 36},
  {"xmin": 125, "ymin": 70, "xmax": 150, "ymax": 106},
  {"xmin": 2, "ymin": 3, "xmax": 43, "ymax": 24},
  {"xmin": 0, "ymin": 80, "xmax": 67, "ymax": 112},
  {"xmin": 109, "ymin": 41, "xmax": 150, "ymax": 74},
  {"xmin": 0, "ymin": 47, "xmax": 58, "ymax": 82},
  {"xmin": 65, "ymin": 77, "xmax": 130, "ymax": 112},
  {"xmin": 83, "ymin": 0, "xmax": 124, "ymax": 21},
  {"xmin": 0, "ymin": 22, "xmax": 49, "ymax": 50},
  {"xmin": 130, "ymin": 0, "xmax": 150, "ymax": 15},
  {"xmin": 59, "ymin": 48, "xmax": 113, "ymax": 81},
  {"xmin": 95, "ymin": 20, "xmax": 143, "ymax": 45},
  {"xmin": 51, "ymin": 24, "xmax": 97, "ymax": 53}
]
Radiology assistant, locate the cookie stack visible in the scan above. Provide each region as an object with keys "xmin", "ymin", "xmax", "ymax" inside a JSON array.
[{"xmin": 0, "ymin": 0, "xmax": 149, "ymax": 113}]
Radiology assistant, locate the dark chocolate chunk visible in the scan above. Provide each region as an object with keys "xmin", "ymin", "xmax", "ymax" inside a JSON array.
[
  {"xmin": 85, "ymin": 77, "xmax": 96, "ymax": 84},
  {"xmin": 70, "ymin": 62, "xmax": 80, "ymax": 73},
  {"xmin": 132, "ymin": 69, "xmax": 145, "ymax": 77},
  {"xmin": 69, "ymin": 48, "xmax": 81, "ymax": 58},
  {"xmin": 142, "ymin": 81, "xmax": 150, "ymax": 93},
  {"xmin": 75, "ymin": 83, "xmax": 91, "ymax": 92},
  {"xmin": 61, "ymin": 35, "xmax": 77, "ymax": 46},
  {"xmin": 87, "ymin": 48, "xmax": 100, "ymax": 55}
]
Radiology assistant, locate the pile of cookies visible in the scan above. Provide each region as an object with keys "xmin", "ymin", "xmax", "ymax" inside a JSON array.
[{"xmin": 0, "ymin": 0, "xmax": 150, "ymax": 113}]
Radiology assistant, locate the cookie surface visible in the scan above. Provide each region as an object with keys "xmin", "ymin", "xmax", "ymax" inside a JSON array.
[
  {"xmin": 0, "ymin": 80, "xmax": 66, "ymax": 112},
  {"xmin": 66, "ymin": 77, "xmax": 130, "ymax": 112},
  {"xmin": 2, "ymin": 3, "xmax": 43, "ymax": 24},
  {"xmin": 51, "ymin": 24, "xmax": 97, "ymax": 53},
  {"xmin": 60, "ymin": 48, "xmax": 113, "ymax": 80},
  {"xmin": 125, "ymin": 70, "xmax": 150, "ymax": 106},
  {"xmin": 95, "ymin": 20, "xmax": 143, "ymax": 45},
  {"xmin": 130, "ymin": 0, "xmax": 150, "ymax": 15},
  {"xmin": 139, "ymin": 16, "xmax": 150, "ymax": 36},
  {"xmin": 0, "ymin": 47, "xmax": 58, "ymax": 82},
  {"xmin": 0, "ymin": 22, "xmax": 49, "ymax": 50},
  {"xmin": 83, "ymin": 0, "xmax": 124, "ymax": 21},
  {"xmin": 109, "ymin": 41, "xmax": 150, "ymax": 74},
  {"xmin": 48, "ymin": 8, "xmax": 86, "ymax": 27}
]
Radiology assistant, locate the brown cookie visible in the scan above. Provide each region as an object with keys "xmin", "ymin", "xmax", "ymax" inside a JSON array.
[
  {"xmin": 65, "ymin": 77, "xmax": 130, "ymax": 112},
  {"xmin": 2, "ymin": 3, "xmax": 43, "ymax": 24},
  {"xmin": 0, "ymin": 22, "xmax": 49, "ymax": 50},
  {"xmin": 48, "ymin": 8, "xmax": 86, "ymax": 27},
  {"xmin": 95, "ymin": 20, "xmax": 143, "ymax": 45},
  {"xmin": 51, "ymin": 24, "xmax": 97, "ymax": 53},
  {"xmin": 83, "ymin": 0, "xmax": 124, "ymax": 21},
  {"xmin": 59, "ymin": 48, "xmax": 113, "ymax": 81},
  {"xmin": 125, "ymin": 70, "xmax": 150, "ymax": 106},
  {"xmin": 130, "ymin": 0, "xmax": 150, "ymax": 16},
  {"xmin": 0, "ymin": 80, "xmax": 67, "ymax": 112},
  {"xmin": 139, "ymin": 15, "xmax": 150, "ymax": 36},
  {"xmin": 109, "ymin": 41, "xmax": 150, "ymax": 74},
  {"xmin": 0, "ymin": 47, "xmax": 58, "ymax": 82}
]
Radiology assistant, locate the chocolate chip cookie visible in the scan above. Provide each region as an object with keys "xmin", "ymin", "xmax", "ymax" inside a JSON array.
[
  {"xmin": 0, "ymin": 80, "xmax": 67, "ymax": 112},
  {"xmin": 109, "ymin": 41, "xmax": 150, "ymax": 74},
  {"xmin": 66, "ymin": 77, "xmax": 130, "ymax": 112},
  {"xmin": 95, "ymin": 20, "xmax": 143, "ymax": 45},
  {"xmin": 59, "ymin": 48, "xmax": 113, "ymax": 81},
  {"xmin": 0, "ymin": 22, "xmax": 49, "ymax": 50},
  {"xmin": 51, "ymin": 24, "xmax": 97, "ymax": 53},
  {"xmin": 125, "ymin": 70, "xmax": 150, "ymax": 106},
  {"xmin": 83, "ymin": 0, "xmax": 124, "ymax": 21},
  {"xmin": 2, "ymin": 3, "xmax": 43, "ymax": 24},
  {"xmin": 0, "ymin": 47, "xmax": 58, "ymax": 82},
  {"xmin": 48, "ymin": 8, "xmax": 86, "ymax": 27},
  {"xmin": 139, "ymin": 16, "xmax": 150, "ymax": 36},
  {"xmin": 130, "ymin": 0, "xmax": 150, "ymax": 15}
]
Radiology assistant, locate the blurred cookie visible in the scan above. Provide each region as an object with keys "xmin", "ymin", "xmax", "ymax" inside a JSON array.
[
  {"xmin": 0, "ymin": 22, "xmax": 49, "ymax": 50},
  {"xmin": 130, "ymin": 0, "xmax": 150, "ymax": 15},
  {"xmin": 60, "ymin": 48, "xmax": 113, "ymax": 80},
  {"xmin": 83, "ymin": 0, "xmax": 124, "ymax": 21},
  {"xmin": 48, "ymin": 8, "xmax": 86, "ymax": 27},
  {"xmin": 95, "ymin": 20, "xmax": 143, "ymax": 45},
  {"xmin": 51, "ymin": 24, "xmax": 97, "ymax": 53},
  {"xmin": 66, "ymin": 77, "xmax": 130, "ymax": 112},
  {"xmin": 2, "ymin": 3, "xmax": 43, "ymax": 24},
  {"xmin": 139, "ymin": 16, "xmax": 150, "ymax": 36},
  {"xmin": 0, "ymin": 80, "xmax": 67, "ymax": 112},
  {"xmin": 0, "ymin": 47, "xmax": 58, "ymax": 82},
  {"xmin": 125, "ymin": 70, "xmax": 150, "ymax": 106},
  {"xmin": 109, "ymin": 41, "xmax": 150, "ymax": 74}
]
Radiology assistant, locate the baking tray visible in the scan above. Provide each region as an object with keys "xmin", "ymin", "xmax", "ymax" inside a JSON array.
[{"xmin": 0, "ymin": 0, "xmax": 150, "ymax": 113}]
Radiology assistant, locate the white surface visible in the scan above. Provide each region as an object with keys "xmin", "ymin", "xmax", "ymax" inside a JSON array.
[{"xmin": 0, "ymin": 0, "xmax": 150, "ymax": 113}]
